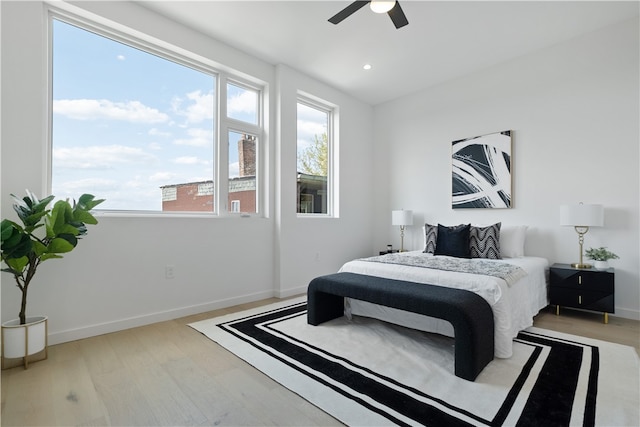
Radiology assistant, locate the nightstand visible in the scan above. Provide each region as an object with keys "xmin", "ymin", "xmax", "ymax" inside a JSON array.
[
  {"xmin": 379, "ymin": 249, "xmax": 399, "ymax": 255},
  {"xmin": 549, "ymin": 263, "xmax": 614, "ymax": 323}
]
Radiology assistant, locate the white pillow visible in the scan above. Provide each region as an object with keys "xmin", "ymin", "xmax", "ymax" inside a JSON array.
[{"xmin": 500, "ymin": 225, "xmax": 528, "ymax": 258}]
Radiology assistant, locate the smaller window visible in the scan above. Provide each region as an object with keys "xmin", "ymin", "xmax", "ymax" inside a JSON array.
[
  {"xmin": 230, "ymin": 200, "xmax": 241, "ymax": 213},
  {"xmin": 297, "ymin": 99, "xmax": 333, "ymax": 215},
  {"xmin": 227, "ymin": 82, "xmax": 258, "ymax": 125},
  {"xmin": 228, "ymin": 130, "xmax": 257, "ymax": 213}
]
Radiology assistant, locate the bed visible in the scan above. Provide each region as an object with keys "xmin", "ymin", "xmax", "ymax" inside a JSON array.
[{"xmin": 338, "ymin": 224, "xmax": 549, "ymax": 359}]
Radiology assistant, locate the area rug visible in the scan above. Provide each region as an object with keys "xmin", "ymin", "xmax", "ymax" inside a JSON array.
[{"xmin": 189, "ymin": 297, "xmax": 639, "ymax": 426}]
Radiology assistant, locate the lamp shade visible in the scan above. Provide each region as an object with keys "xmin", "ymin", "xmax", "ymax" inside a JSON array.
[
  {"xmin": 560, "ymin": 204, "xmax": 604, "ymax": 227},
  {"xmin": 392, "ymin": 210, "xmax": 413, "ymax": 226}
]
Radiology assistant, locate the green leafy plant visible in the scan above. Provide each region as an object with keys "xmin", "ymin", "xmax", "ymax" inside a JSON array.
[
  {"xmin": 1, "ymin": 190, "xmax": 104, "ymax": 324},
  {"xmin": 584, "ymin": 247, "xmax": 619, "ymax": 262}
]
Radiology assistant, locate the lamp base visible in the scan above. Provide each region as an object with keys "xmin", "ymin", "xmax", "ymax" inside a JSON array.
[{"xmin": 571, "ymin": 262, "xmax": 592, "ymax": 269}]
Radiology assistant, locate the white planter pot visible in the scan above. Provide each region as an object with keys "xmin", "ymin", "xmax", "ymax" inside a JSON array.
[
  {"xmin": 1, "ymin": 316, "xmax": 48, "ymax": 369},
  {"xmin": 593, "ymin": 260, "xmax": 609, "ymax": 270}
]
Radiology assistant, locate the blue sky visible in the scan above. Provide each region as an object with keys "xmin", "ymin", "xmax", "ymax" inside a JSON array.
[{"xmin": 52, "ymin": 19, "xmax": 326, "ymax": 211}]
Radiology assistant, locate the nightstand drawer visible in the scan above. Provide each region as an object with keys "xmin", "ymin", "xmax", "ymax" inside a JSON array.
[
  {"xmin": 549, "ymin": 268, "xmax": 614, "ymax": 292},
  {"xmin": 549, "ymin": 263, "xmax": 615, "ymax": 322},
  {"xmin": 549, "ymin": 287, "xmax": 614, "ymax": 313}
]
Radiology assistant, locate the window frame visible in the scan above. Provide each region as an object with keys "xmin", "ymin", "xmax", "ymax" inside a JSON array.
[
  {"xmin": 296, "ymin": 94, "xmax": 336, "ymax": 218},
  {"xmin": 220, "ymin": 78, "xmax": 264, "ymax": 216},
  {"xmin": 47, "ymin": 8, "xmax": 266, "ymax": 218}
]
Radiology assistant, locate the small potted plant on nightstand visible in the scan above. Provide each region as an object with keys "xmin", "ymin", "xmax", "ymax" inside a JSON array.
[
  {"xmin": 1, "ymin": 190, "xmax": 103, "ymax": 369},
  {"xmin": 584, "ymin": 247, "xmax": 619, "ymax": 270}
]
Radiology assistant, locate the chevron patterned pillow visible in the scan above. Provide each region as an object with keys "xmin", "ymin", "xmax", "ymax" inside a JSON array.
[
  {"xmin": 423, "ymin": 223, "xmax": 438, "ymax": 254},
  {"xmin": 470, "ymin": 223, "xmax": 502, "ymax": 259}
]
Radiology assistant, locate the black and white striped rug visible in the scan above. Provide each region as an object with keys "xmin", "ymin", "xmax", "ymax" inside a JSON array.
[{"xmin": 189, "ymin": 298, "xmax": 639, "ymax": 426}]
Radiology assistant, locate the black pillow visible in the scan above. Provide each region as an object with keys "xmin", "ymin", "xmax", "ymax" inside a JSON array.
[{"xmin": 435, "ymin": 223, "xmax": 471, "ymax": 258}]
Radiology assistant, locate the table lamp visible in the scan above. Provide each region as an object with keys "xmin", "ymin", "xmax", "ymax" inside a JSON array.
[
  {"xmin": 560, "ymin": 203, "xmax": 604, "ymax": 268},
  {"xmin": 392, "ymin": 209, "xmax": 413, "ymax": 252}
]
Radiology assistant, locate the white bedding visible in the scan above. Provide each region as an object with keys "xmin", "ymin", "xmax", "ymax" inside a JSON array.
[{"xmin": 338, "ymin": 252, "xmax": 549, "ymax": 358}]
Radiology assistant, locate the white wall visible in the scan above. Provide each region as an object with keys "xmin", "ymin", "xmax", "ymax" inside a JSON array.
[
  {"xmin": 0, "ymin": 1, "xmax": 375, "ymax": 344},
  {"xmin": 275, "ymin": 65, "xmax": 375, "ymax": 297},
  {"xmin": 373, "ymin": 18, "xmax": 640, "ymax": 320}
]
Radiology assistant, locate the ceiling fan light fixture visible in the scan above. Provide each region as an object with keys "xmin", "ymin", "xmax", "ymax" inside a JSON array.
[
  {"xmin": 370, "ymin": 0, "xmax": 396, "ymax": 14},
  {"xmin": 329, "ymin": 1, "xmax": 407, "ymax": 29}
]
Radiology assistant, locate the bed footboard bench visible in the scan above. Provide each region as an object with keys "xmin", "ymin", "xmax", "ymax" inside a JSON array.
[{"xmin": 307, "ymin": 272, "xmax": 494, "ymax": 381}]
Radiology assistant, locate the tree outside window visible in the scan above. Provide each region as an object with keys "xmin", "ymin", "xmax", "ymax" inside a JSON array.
[{"xmin": 297, "ymin": 100, "xmax": 333, "ymax": 215}]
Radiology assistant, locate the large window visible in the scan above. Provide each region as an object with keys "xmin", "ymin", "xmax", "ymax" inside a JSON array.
[
  {"xmin": 297, "ymin": 98, "xmax": 334, "ymax": 215},
  {"xmin": 50, "ymin": 16, "xmax": 263, "ymax": 215}
]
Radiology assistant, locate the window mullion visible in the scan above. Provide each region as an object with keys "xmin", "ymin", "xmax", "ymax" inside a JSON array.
[{"xmin": 218, "ymin": 77, "xmax": 230, "ymax": 216}]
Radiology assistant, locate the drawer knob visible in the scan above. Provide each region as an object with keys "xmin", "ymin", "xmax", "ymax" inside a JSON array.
[
  {"xmin": 578, "ymin": 275, "xmax": 582, "ymax": 285},
  {"xmin": 579, "ymin": 295, "xmax": 582, "ymax": 305}
]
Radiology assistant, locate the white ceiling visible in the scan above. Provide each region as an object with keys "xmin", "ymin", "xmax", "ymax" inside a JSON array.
[{"xmin": 140, "ymin": 1, "xmax": 639, "ymax": 105}]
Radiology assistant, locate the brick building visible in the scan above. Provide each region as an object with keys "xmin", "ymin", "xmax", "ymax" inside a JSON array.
[{"xmin": 161, "ymin": 134, "xmax": 326, "ymax": 213}]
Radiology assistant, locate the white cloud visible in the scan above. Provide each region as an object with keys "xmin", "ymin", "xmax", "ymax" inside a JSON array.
[
  {"xmin": 297, "ymin": 119, "xmax": 326, "ymax": 143},
  {"xmin": 148, "ymin": 128, "xmax": 171, "ymax": 138},
  {"xmin": 172, "ymin": 90, "xmax": 214, "ymax": 124},
  {"xmin": 228, "ymin": 89, "xmax": 257, "ymax": 117},
  {"xmin": 117, "ymin": 55, "xmax": 126, "ymax": 61},
  {"xmin": 173, "ymin": 128, "xmax": 213, "ymax": 147},
  {"xmin": 53, "ymin": 145, "xmax": 158, "ymax": 169},
  {"xmin": 148, "ymin": 172, "xmax": 177, "ymax": 182},
  {"xmin": 174, "ymin": 156, "xmax": 209, "ymax": 165},
  {"xmin": 55, "ymin": 175, "xmax": 163, "ymax": 211},
  {"xmin": 185, "ymin": 175, "xmax": 212, "ymax": 183},
  {"xmin": 53, "ymin": 99, "xmax": 169, "ymax": 123},
  {"xmin": 229, "ymin": 161, "xmax": 239, "ymax": 178},
  {"xmin": 297, "ymin": 103, "xmax": 327, "ymax": 145},
  {"xmin": 59, "ymin": 178, "xmax": 119, "ymax": 192}
]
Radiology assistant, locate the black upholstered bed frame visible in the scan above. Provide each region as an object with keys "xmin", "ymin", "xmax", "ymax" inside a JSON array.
[{"xmin": 307, "ymin": 272, "xmax": 494, "ymax": 381}]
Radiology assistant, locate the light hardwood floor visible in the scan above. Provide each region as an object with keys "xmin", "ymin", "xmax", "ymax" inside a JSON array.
[{"xmin": 2, "ymin": 299, "xmax": 638, "ymax": 426}]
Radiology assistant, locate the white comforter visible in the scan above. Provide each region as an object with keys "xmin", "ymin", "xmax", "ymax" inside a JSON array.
[{"xmin": 339, "ymin": 252, "xmax": 549, "ymax": 358}]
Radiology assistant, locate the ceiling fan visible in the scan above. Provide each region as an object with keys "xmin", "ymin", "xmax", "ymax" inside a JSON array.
[{"xmin": 329, "ymin": 1, "xmax": 409, "ymax": 29}]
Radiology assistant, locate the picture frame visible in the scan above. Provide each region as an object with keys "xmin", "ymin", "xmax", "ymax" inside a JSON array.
[{"xmin": 451, "ymin": 130, "xmax": 512, "ymax": 209}]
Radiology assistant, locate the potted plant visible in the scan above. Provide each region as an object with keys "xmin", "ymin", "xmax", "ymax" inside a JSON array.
[
  {"xmin": 584, "ymin": 247, "xmax": 619, "ymax": 270},
  {"xmin": 1, "ymin": 190, "xmax": 103, "ymax": 368}
]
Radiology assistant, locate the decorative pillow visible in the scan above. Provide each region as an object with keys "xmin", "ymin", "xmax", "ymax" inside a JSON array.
[
  {"xmin": 423, "ymin": 223, "xmax": 438, "ymax": 254},
  {"xmin": 469, "ymin": 223, "xmax": 501, "ymax": 259},
  {"xmin": 435, "ymin": 224, "xmax": 471, "ymax": 258},
  {"xmin": 500, "ymin": 225, "xmax": 528, "ymax": 258}
]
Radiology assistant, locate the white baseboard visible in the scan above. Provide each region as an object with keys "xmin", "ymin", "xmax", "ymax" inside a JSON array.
[
  {"xmin": 47, "ymin": 294, "xmax": 639, "ymax": 346},
  {"xmin": 613, "ymin": 306, "xmax": 640, "ymax": 321},
  {"xmin": 276, "ymin": 285, "xmax": 307, "ymax": 299},
  {"xmin": 47, "ymin": 290, "xmax": 275, "ymax": 346}
]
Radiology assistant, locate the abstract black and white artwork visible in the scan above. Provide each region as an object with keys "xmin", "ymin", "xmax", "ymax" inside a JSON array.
[{"xmin": 452, "ymin": 130, "xmax": 512, "ymax": 209}]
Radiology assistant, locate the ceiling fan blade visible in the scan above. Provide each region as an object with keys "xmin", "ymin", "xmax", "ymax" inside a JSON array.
[
  {"xmin": 328, "ymin": 1, "xmax": 369, "ymax": 25},
  {"xmin": 388, "ymin": 2, "xmax": 409, "ymax": 29}
]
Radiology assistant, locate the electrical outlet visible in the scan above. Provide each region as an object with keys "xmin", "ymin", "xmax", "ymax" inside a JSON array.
[{"xmin": 165, "ymin": 265, "xmax": 175, "ymax": 279}]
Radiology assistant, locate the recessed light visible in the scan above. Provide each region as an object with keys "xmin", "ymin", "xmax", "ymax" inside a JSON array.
[{"xmin": 363, "ymin": 64, "xmax": 372, "ymax": 70}]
